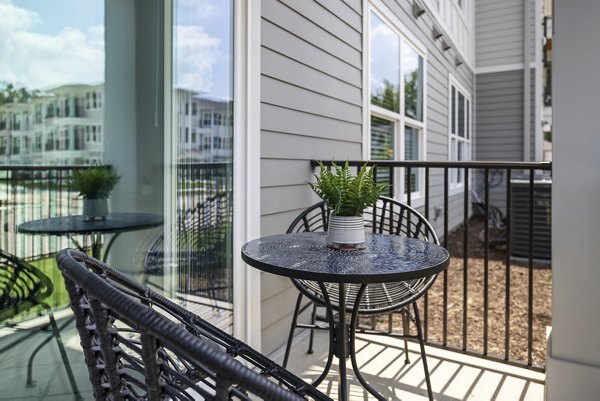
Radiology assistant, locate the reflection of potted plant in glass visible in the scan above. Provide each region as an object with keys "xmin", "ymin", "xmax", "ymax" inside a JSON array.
[
  {"xmin": 310, "ymin": 161, "xmax": 385, "ymax": 250},
  {"xmin": 71, "ymin": 165, "xmax": 121, "ymax": 221}
]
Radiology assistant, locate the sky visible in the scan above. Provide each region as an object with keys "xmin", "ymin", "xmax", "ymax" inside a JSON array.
[
  {"xmin": 0, "ymin": 0, "xmax": 231, "ymax": 100},
  {"xmin": 0, "ymin": 0, "xmax": 105, "ymax": 90}
]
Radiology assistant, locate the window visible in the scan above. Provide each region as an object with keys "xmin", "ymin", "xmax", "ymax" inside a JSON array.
[
  {"xmin": 369, "ymin": 8, "xmax": 426, "ymax": 200},
  {"xmin": 449, "ymin": 80, "xmax": 471, "ymax": 187}
]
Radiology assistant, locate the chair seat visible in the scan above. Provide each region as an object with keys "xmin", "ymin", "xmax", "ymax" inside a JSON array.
[{"xmin": 294, "ymin": 276, "xmax": 433, "ymax": 315}]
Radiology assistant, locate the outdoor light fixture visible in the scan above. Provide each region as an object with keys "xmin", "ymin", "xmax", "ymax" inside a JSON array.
[
  {"xmin": 432, "ymin": 25, "xmax": 443, "ymax": 40},
  {"xmin": 413, "ymin": 1, "xmax": 426, "ymax": 18},
  {"xmin": 441, "ymin": 39, "xmax": 451, "ymax": 51},
  {"xmin": 455, "ymin": 57, "xmax": 463, "ymax": 67}
]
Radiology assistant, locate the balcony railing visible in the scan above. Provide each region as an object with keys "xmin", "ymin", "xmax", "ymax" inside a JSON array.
[
  {"xmin": 0, "ymin": 165, "xmax": 89, "ymax": 259},
  {"xmin": 313, "ymin": 160, "xmax": 552, "ymax": 372}
]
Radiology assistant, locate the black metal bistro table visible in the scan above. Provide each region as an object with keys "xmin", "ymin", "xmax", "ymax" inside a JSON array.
[
  {"xmin": 241, "ymin": 232, "xmax": 450, "ymax": 401},
  {"xmin": 18, "ymin": 212, "xmax": 163, "ymax": 261}
]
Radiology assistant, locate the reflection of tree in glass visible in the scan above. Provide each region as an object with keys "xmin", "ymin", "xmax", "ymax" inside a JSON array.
[
  {"xmin": 371, "ymin": 79, "xmax": 399, "ymax": 112},
  {"xmin": 0, "ymin": 82, "xmax": 37, "ymax": 105},
  {"xmin": 405, "ymin": 70, "xmax": 418, "ymax": 119}
]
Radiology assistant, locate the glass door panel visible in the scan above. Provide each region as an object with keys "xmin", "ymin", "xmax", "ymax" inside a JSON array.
[{"xmin": 171, "ymin": 0, "xmax": 234, "ymax": 332}]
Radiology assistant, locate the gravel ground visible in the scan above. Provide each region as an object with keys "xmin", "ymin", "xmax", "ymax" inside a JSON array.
[{"xmin": 372, "ymin": 216, "xmax": 552, "ymax": 368}]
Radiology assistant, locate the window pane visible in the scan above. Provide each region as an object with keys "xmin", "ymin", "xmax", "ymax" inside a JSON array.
[
  {"xmin": 466, "ymin": 99, "xmax": 470, "ymax": 139},
  {"xmin": 458, "ymin": 92, "xmax": 465, "ymax": 137},
  {"xmin": 370, "ymin": 12, "xmax": 400, "ymax": 113},
  {"xmin": 457, "ymin": 141, "xmax": 464, "ymax": 182},
  {"xmin": 370, "ymin": 116, "xmax": 394, "ymax": 196},
  {"xmin": 451, "ymin": 86, "xmax": 456, "ymax": 134},
  {"xmin": 402, "ymin": 45, "xmax": 423, "ymax": 121},
  {"xmin": 405, "ymin": 126, "xmax": 419, "ymax": 193},
  {"xmin": 0, "ymin": 2, "xmax": 104, "ymax": 165},
  {"xmin": 173, "ymin": 0, "xmax": 234, "ymax": 321}
]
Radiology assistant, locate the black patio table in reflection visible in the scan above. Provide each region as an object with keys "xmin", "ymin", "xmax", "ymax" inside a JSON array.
[
  {"xmin": 241, "ymin": 232, "xmax": 450, "ymax": 401},
  {"xmin": 18, "ymin": 212, "xmax": 163, "ymax": 261}
]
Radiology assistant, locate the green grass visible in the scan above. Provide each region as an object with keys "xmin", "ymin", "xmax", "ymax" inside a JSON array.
[{"xmin": 2, "ymin": 256, "xmax": 70, "ymax": 325}]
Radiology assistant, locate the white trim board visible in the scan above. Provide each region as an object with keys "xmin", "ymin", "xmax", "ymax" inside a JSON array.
[
  {"xmin": 475, "ymin": 62, "xmax": 538, "ymax": 75},
  {"xmin": 232, "ymin": 0, "xmax": 262, "ymax": 350}
]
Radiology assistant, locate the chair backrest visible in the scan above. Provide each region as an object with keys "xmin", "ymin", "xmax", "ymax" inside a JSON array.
[
  {"xmin": 287, "ymin": 197, "xmax": 440, "ymax": 314},
  {"xmin": 0, "ymin": 250, "xmax": 53, "ymax": 322},
  {"xmin": 57, "ymin": 249, "xmax": 331, "ymax": 401},
  {"xmin": 144, "ymin": 192, "xmax": 232, "ymax": 275}
]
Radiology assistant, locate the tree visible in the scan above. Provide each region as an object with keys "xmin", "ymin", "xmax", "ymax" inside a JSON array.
[
  {"xmin": 0, "ymin": 81, "xmax": 34, "ymax": 105},
  {"xmin": 371, "ymin": 79, "xmax": 400, "ymax": 112}
]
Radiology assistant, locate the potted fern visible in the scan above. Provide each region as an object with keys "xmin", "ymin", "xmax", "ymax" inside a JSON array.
[
  {"xmin": 310, "ymin": 161, "xmax": 385, "ymax": 250},
  {"xmin": 71, "ymin": 165, "xmax": 121, "ymax": 221}
]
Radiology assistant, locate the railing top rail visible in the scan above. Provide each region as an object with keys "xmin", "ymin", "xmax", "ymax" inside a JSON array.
[
  {"xmin": 0, "ymin": 165, "xmax": 93, "ymax": 171},
  {"xmin": 311, "ymin": 160, "xmax": 552, "ymax": 171}
]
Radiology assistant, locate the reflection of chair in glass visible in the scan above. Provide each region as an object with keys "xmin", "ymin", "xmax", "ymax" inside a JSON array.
[
  {"xmin": 0, "ymin": 250, "xmax": 81, "ymax": 400},
  {"xmin": 283, "ymin": 197, "xmax": 439, "ymax": 400},
  {"xmin": 144, "ymin": 192, "xmax": 232, "ymax": 303},
  {"xmin": 57, "ymin": 249, "xmax": 331, "ymax": 401}
]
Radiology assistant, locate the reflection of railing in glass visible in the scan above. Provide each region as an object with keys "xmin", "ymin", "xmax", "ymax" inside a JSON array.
[
  {"xmin": 144, "ymin": 163, "xmax": 233, "ymax": 303},
  {"xmin": 0, "ymin": 166, "xmax": 89, "ymax": 259}
]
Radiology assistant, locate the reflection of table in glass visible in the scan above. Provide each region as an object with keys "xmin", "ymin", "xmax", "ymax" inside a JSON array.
[
  {"xmin": 18, "ymin": 212, "xmax": 163, "ymax": 261},
  {"xmin": 241, "ymin": 232, "xmax": 450, "ymax": 401}
]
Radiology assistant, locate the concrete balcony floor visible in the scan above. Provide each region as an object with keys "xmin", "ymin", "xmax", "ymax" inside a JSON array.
[
  {"xmin": 0, "ymin": 310, "xmax": 545, "ymax": 400},
  {"xmin": 274, "ymin": 330, "xmax": 545, "ymax": 401}
]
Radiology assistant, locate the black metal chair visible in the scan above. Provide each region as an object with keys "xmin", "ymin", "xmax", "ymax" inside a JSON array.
[
  {"xmin": 0, "ymin": 249, "xmax": 81, "ymax": 400},
  {"xmin": 144, "ymin": 192, "xmax": 232, "ymax": 303},
  {"xmin": 57, "ymin": 248, "xmax": 332, "ymax": 401},
  {"xmin": 283, "ymin": 196, "xmax": 439, "ymax": 400}
]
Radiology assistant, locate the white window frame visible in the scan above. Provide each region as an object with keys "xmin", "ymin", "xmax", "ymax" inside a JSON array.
[
  {"xmin": 365, "ymin": 1, "xmax": 428, "ymax": 203},
  {"xmin": 163, "ymin": 0, "xmax": 261, "ymax": 348},
  {"xmin": 448, "ymin": 75, "xmax": 472, "ymax": 191}
]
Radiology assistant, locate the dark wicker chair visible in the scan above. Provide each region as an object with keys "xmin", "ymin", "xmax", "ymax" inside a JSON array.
[
  {"xmin": 144, "ymin": 192, "xmax": 232, "ymax": 302},
  {"xmin": 283, "ymin": 196, "xmax": 439, "ymax": 400},
  {"xmin": 0, "ymin": 249, "xmax": 81, "ymax": 400},
  {"xmin": 57, "ymin": 249, "xmax": 332, "ymax": 401}
]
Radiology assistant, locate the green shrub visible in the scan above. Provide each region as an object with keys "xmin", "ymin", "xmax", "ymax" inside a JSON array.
[{"xmin": 71, "ymin": 165, "xmax": 121, "ymax": 199}]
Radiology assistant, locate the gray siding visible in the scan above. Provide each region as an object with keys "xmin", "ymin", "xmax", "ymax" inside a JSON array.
[
  {"xmin": 475, "ymin": 0, "xmax": 537, "ymax": 67},
  {"xmin": 475, "ymin": 70, "xmax": 524, "ymax": 161},
  {"xmin": 378, "ymin": 0, "xmax": 474, "ymax": 236},
  {"xmin": 475, "ymin": 0, "xmax": 524, "ymax": 68},
  {"xmin": 259, "ymin": 0, "xmax": 475, "ymax": 354},
  {"xmin": 260, "ymin": 0, "xmax": 363, "ymax": 354}
]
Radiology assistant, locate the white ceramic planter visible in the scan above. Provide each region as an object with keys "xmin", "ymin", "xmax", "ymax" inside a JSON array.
[
  {"xmin": 83, "ymin": 198, "xmax": 109, "ymax": 221},
  {"xmin": 327, "ymin": 215, "xmax": 366, "ymax": 250}
]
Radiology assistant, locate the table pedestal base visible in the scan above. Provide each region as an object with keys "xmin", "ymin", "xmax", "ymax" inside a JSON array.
[{"xmin": 310, "ymin": 283, "xmax": 434, "ymax": 401}]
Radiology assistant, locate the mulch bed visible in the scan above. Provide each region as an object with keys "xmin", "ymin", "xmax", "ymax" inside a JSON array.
[{"xmin": 372, "ymin": 216, "xmax": 552, "ymax": 368}]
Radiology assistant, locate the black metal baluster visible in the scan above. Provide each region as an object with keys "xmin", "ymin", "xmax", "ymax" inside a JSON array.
[
  {"xmin": 406, "ymin": 167, "xmax": 412, "ymax": 206},
  {"xmin": 424, "ymin": 167, "xmax": 430, "ymax": 341},
  {"xmin": 528, "ymin": 169, "xmax": 534, "ymax": 366},
  {"xmin": 483, "ymin": 169, "xmax": 490, "ymax": 356},
  {"xmin": 505, "ymin": 169, "xmax": 512, "ymax": 361},
  {"xmin": 463, "ymin": 167, "xmax": 469, "ymax": 351},
  {"xmin": 443, "ymin": 167, "xmax": 449, "ymax": 346}
]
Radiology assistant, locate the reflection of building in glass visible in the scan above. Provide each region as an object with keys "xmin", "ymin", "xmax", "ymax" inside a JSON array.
[
  {"xmin": 0, "ymin": 85, "xmax": 234, "ymax": 165},
  {"xmin": 0, "ymin": 84, "xmax": 104, "ymax": 165},
  {"xmin": 175, "ymin": 88, "xmax": 233, "ymax": 163}
]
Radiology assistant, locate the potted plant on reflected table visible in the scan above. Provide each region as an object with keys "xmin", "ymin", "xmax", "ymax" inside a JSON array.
[
  {"xmin": 310, "ymin": 161, "xmax": 385, "ymax": 250},
  {"xmin": 71, "ymin": 165, "xmax": 121, "ymax": 221}
]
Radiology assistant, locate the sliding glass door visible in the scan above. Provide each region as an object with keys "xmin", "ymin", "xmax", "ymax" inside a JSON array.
[{"xmin": 168, "ymin": 0, "xmax": 234, "ymax": 331}]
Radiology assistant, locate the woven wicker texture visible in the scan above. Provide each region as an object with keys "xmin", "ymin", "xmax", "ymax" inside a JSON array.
[
  {"xmin": 57, "ymin": 249, "xmax": 332, "ymax": 401},
  {"xmin": 0, "ymin": 250, "xmax": 53, "ymax": 322}
]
